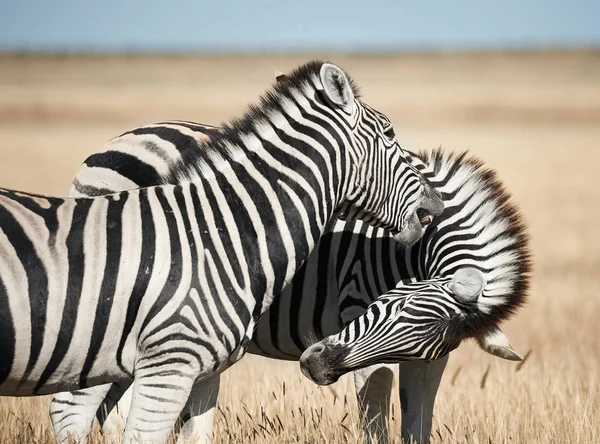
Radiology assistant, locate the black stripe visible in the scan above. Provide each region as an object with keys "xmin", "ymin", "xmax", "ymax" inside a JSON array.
[
  {"xmin": 369, "ymin": 231, "xmax": 385, "ymax": 297},
  {"xmin": 80, "ymin": 192, "xmax": 129, "ymax": 387},
  {"xmin": 117, "ymin": 190, "xmax": 154, "ymax": 376},
  {"xmin": 287, "ymin": 262, "xmax": 308, "ymax": 352},
  {"xmin": 379, "ymin": 233, "xmax": 398, "ymax": 290},
  {"xmin": 0, "ymin": 198, "xmax": 55, "ymax": 386},
  {"xmin": 85, "ymin": 151, "xmax": 161, "ymax": 188},
  {"xmin": 312, "ymin": 230, "xmax": 333, "ymax": 339},
  {"xmin": 36, "ymin": 198, "xmax": 94, "ymax": 393},
  {"xmin": 129, "ymin": 127, "xmax": 201, "ymax": 157},
  {"xmin": 0, "ymin": 277, "xmax": 15, "ymax": 385},
  {"xmin": 139, "ymin": 187, "xmax": 183, "ymax": 335}
]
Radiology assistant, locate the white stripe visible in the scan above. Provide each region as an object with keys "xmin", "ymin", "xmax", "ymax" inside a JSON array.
[{"xmin": 75, "ymin": 165, "xmax": 139, "ymax": 192}]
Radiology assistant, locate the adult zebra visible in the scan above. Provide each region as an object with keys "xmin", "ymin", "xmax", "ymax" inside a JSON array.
[
  {"xmin": 0, "ymin": 61, "xmax": 441, "ymax": 443},
  {"xmin": 301, "ymin": 149, "xmax": 530, "ymax": 390},
  {"xmin": 52, "ymin": 130, "xmax": 522, "ymax": 442}
]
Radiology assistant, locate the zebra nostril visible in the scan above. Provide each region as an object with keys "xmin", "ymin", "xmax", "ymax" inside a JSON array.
[{"xmin": 307, "ymin": 342, "xmax": 326, "ymax": 356}]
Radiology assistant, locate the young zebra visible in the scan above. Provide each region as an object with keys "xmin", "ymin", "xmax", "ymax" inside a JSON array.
[
  {"xmin": 52, "ymin": 127, "xmax": 520, "ymax": 443},
  {"xmin": 0, "ymin": 61, "xmax": 441, "ymax": 443},
  {"xmin": 301, "ymin": 149, "xmax": 531, "ymax": 392}
]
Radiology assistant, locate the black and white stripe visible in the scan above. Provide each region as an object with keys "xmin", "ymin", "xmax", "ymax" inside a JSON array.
[
  {"xmin": 53, "ymin": 126, "xmax": 527, "ymax": 442},
  {"xmin": 300, "ymin": 150, "xmax": 531, "ymax": 398},
  {"xmin": 0, "ymin": 61, "xmax": 435, "ymax": 443},
  {"xmin": 51, "ymin": 126, "xmax": 525, "ymax": 443}
]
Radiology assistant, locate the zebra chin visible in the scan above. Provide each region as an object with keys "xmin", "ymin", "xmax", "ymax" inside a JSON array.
[{"xmin": 393, "ymin": 184, "xmax": 445, "ymax": 247}]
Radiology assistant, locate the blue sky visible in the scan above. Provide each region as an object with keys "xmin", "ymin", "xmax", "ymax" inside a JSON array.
[{"xmin": 1, "ymin": 0, "xmax": 599, "ymax": 52}]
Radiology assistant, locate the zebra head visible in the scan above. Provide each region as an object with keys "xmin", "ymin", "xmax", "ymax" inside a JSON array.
[
  {"xmin": 336, "ymin": 101, "xmax": 445, "ymax": 246},
  {"xmin": 300, "ymin": 150, "xmax": 531, "ymax": 385},
  {"xmin": 296, "ymin": 62, "xmax": 444, "ymax": 245},
  {"xmin": 300, "ymin": 269, "xmax": 518, "ymax": 385}
]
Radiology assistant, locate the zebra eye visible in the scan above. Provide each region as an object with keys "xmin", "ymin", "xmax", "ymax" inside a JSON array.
[{"xmin": 383, "ymin": 125, "xmax": 395, "ymax": 140}]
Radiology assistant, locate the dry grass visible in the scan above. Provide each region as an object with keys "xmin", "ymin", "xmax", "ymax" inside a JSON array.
[{"xmin": 0, "ymin": 51, "xmax": 599, "ymax": 443}]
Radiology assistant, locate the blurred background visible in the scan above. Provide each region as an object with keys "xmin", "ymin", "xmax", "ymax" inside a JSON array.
[{"xmin": 0, "ymin": 1, "xmax": 599, "ymax": 442}]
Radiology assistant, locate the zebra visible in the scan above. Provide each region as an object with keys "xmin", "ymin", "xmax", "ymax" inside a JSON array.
[
  {"xmin": 300, "ymin": 149, "xmax": 531, "ymax": 397},
  {"xmin": 52, "ymin": 125, "xmax": 521, "ymax": 443},
  {"xmin": 0, "ymin": 61, "xmax": 442, "ymax": 443}
]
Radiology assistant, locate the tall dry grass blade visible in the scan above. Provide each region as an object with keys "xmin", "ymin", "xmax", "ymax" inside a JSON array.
[
  {"xmin": 480, "ymin": 365, "xmax": 491, "ymax": 389},
  {"xmin": 242, "ymin": 404, "xmax": 253, "ymax": 420},
  {"xmin": 436, "ymin": 428, "xmax": 444, "ymax": 441},
  {"xmin": 444, "ymin": 423, "xmax": 453, "ymax": 436}
]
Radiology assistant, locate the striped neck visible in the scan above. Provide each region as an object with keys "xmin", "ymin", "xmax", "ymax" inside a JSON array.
[
  {"xmin": 170, "ymin": 65, "xmax": 359, "ymax": 233},
  {"xmin": 167, "ymin": 63, "xmax": 361, "ymax": 316}
]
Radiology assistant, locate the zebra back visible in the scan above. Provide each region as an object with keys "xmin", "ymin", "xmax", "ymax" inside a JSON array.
[{"xmin": 69, "ymin": 121, "xmax": 219, "ymax": 197}]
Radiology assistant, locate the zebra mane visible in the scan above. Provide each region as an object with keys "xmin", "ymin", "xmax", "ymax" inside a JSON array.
[
  {"xmin": 415, "ymin": 148, "xmax": 531, "ymax": 334},
  {"xmin": 170, "ymin": 60, "xmax": 360, "ymax": 184}
]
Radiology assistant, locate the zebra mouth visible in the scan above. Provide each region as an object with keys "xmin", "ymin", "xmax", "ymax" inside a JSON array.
[{"xmin": 417, "ymin": 208, "xmax": 433, "ymax": 227}]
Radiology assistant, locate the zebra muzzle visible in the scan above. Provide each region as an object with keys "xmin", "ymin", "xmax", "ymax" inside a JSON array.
[{"xmin": 299, "ymin": 341, "xmax": 350, "ymax": 386}]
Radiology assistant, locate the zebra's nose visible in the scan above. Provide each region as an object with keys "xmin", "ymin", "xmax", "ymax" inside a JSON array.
[
  {"xmin": 300, "ymin": 342, "xmax": 335, "ymax": 385},
  {"xmin": 299, "ymin": 343, "xmax": 326, "ymax": 374}
]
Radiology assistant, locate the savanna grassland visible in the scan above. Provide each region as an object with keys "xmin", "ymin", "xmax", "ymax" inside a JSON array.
[{"xmin": 0, "ymin": 51, "xmax": 599, "ymax": 443}]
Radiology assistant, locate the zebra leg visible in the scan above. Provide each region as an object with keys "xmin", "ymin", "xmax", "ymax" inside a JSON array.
[
  {"xmin": 176, "ymin": 373, "xmax": 221, "ymax": 444},
  {"xmin": 399, "ymin": 355, "xmax": 449, "ymax": 444},
  {"xmin": 51, "ymin": 384, "xmax": 113, "ymax": 443},
  {"xmin": 123, "ymin": 367, "xmax": 197, "ymax": 443},
  {"xmin": 97, "ymin": 381, "xmax": 134, "ymax": 441},
  {"xmin": 353, "ymin": 364, "xmax": 395, "ymax": 444}
]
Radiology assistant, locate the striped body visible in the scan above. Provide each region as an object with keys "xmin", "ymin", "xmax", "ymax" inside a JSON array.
[
  {"xmin": 0, "ymin": 183, "xmax": 247, "ymax": 395},
  {"xmin": 54, "ymin": 121, "xmax": 451, "ymax": 444},
  {"xmin": 69, "ymin": 121, "xmax": 426, "ymax": 361},
  {"xmin": 60, "ymin": 125, "xmax": 528, "ymax": 444},
  {"xmin": 1, "ymin": 62, "xmax": 436, "ymax": 442}
]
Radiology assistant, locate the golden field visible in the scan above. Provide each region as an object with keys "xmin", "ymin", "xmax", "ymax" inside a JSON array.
[{"xmin": 0, "ymin": 51, "xmax": 599, "ymax": 443}]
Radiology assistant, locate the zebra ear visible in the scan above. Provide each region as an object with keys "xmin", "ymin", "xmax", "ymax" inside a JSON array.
[
  {"xmin": 476, "ymin": 326, "xmax": 523, "ymax": 361},
  {"xmin": 275, "ymin": 71, "xmax": 287, "ymax": 83},
  {"xmin": 449, "ymin": 267, "xmax": 486, "ymax": 303},
  {"xmin": 319, "ymin": 63, "xmax": 354, "ymax": 113}
]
